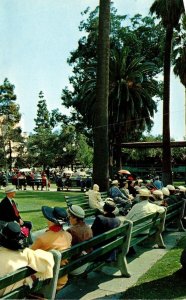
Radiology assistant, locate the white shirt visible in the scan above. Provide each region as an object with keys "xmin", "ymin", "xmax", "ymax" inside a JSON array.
[{"xmin": 126, "ymin": 200, "xmax": 165, "ymax": 222}]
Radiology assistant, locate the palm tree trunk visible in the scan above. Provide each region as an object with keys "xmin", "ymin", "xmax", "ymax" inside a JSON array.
[
  {"xmin": 162, "ymin": 26, "xmax": 173, "ymax": 185},
  {"xmin": 184, "ymin": 86, "xmax": 186, "ymax": 140},
  {"xmin": 93, "ymin": 0, "xmax": 110, "ymax": 191}
]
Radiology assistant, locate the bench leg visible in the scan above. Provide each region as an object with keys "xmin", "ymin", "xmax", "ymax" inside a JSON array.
[
  {"xmin": 154, "ymin": 232, "xmax": 166, "ymax": 248},
  {"xmin": 117, "ymin": 253, "xmax": 131, "ymax": 278},
  {"xmin": 177, "ymin": 219, "xmax": 186, "ymax": 232}
]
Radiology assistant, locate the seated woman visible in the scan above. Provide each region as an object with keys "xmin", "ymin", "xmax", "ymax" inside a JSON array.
[
  {"xmin": 0, "ymin": 222, "xmax": 54, "ymax": 297},
  {"xmin": 67, "ymin": 205, "xmax": 93, "ymax": 275},
  {"xmin": 86, "ymin": 184, "xmax": 104, "ymax": 213},
  {"xmin": 91, "ymin": 199, "xmax": 121, "ymax": 261},
  {"xmin": 92, "ymin": 198, "xmax": 121, "ymax": 236},
  {"xmin": 31, "ymin": 206, "xmax": 72, "ymax": 291}
]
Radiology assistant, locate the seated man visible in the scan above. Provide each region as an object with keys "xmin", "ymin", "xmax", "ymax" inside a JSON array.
[
  {"xmin": 125, "ymin": 188, "xmax": 166, "ymax": 248},
  {"xmin": 0, "ymin": 185, "xmax": 32, "ymax": 242},
  {"xmin": 109, "ymin": 180, "xmax": 132, "ymax": 214},
  {"xmin": 153, "ymin": 176, "xmax": 163, "ymax": 190},
  {"xmin": 0, "ymin": 222, "xmax": 54, "ymax": 297},
  {"xmin": 31, "ymin": 206, "xmax": 72, "ymax": 291},
  {"xmin": 165, "ymin": 185, "xmax": 179, "ymax": 205},
  {"xmin": 152, "ymin": 189, "xmax": 164, "ymax": 205}
]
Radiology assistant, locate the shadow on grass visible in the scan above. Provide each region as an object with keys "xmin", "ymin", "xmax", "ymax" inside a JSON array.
[{"xmin": 122, "ymin": 268, "xmax": 186, "ymax": 299}]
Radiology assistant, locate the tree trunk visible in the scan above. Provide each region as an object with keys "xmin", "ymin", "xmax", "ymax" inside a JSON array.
[
  {"xmin": 162, "ymin": 26, "xmax": 173, "ymax": 185},
  {"xmin": 8, "ymin": 140, "xmax": 12, "ymax": 171},
  {"xmin": 93, "ymin": 0, "xmax": 110, "ymax": 191}
]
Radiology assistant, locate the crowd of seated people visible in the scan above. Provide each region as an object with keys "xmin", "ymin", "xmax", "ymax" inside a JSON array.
[{"xmin": 0, "ymin": 177, "xmax": 185, "ymax": 298}]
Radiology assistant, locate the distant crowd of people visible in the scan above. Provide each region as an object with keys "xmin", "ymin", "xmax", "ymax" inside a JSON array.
[{"xmin": 12, "ymin": 171, "xmax": 50, "ymax": 191}]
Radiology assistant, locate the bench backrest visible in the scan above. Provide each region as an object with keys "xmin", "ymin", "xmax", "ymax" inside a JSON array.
[
  {"xmin": 165, "ymin": 199, "xmax": 185, "ymax": 231},
  {"xmin": 65, "ymin": 191, "xmax": 108, "ymax": 217},
  {"xmin": 0, "ymin": 250, "xmax": 61, "ymax": 300},
  {"xmin": 130, "ymin": 211, "xmax": 166, "ymax": 248},
  {"xmin": 58, "ymin": 220, "xmax": 132, "ymax": 278}
]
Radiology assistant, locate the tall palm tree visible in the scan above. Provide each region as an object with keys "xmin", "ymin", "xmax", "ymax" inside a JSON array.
[
  {"xmin": 173, "ymin": 15, "xmax": 186, "ymax": 138},
  {"xmin": 109, "ymin": 47, "xmax": 159, "ymax": 169},
  {"xmin": 93, "ymin": 0, "xmax": 110, "ymax": 191},
  {"xmin": 75, "ymin": 47, "xmax": 159, "ymax": 174},
  {"xmin": 174, "ymin": 45, "xmax": 186, "ymax": 138},
  {"xmin": 150, "ymin": 0, "xmax": 185, "ymax": 185}
]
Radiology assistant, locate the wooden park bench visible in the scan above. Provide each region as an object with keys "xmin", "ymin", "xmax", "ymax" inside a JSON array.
[
  {"xmin": 55, "ymin": 210, "xmax": 166, "ymax": 298},
  {"xmin": 0, "ymin": 208, "xmax": 169, "ymax": 299},
  {"xmin": 0, "ymin": 221, "xmax": 133, "ymax": 300},
  {"xmin": 0, "ymin": 250, "xmax": 61, "ymax": 300},
  {"xmin": 129, "ymin": 199, "xmax": 186, "ymax": 250},
  {"xmin": 165, "ymin": 199, "xmax": 186, "ymax": 232},
  {"xmin": 65, "ymin": 191, "xmax": 108, "ymax": 217}
]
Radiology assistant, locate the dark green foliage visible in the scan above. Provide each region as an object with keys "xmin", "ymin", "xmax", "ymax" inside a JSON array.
[
  {"xmin": 61, "ymin": 7, "xmax": 165, "ymax": 143},
  {"xmin": 150, "ymin": 0, "xmax": 185, "ymax": 185},
  {"xmin": 0, "ymin": 78, "xmax": 23, "ymax": 170},
  {"xmin": 34, "ymin": 91, "xmax": 51, "ymax": 133}
]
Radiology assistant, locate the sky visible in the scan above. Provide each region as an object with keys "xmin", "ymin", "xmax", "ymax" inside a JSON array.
[{"xmin": 0, "ymin": 0, "xmax": 185, "ymax": 140}]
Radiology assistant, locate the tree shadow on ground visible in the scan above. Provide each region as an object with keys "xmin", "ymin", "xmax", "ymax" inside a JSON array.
[{"xmin": 122, "ymin": 268, "xmax": 186, "ymax": 299}]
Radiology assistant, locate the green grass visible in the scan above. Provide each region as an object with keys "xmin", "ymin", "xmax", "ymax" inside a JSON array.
[
  {"xmin": 122, "ymin": 237, "xmax": 186, "ymax": 299},
  {"xmin": 0, "ymin": 190, "xmax": 82, "ymax": 231}
]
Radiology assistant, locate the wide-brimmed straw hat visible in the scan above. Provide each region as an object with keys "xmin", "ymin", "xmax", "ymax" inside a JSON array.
[
  {"xmin": 166, "ymin": 185, "xmax": 175, "ymax": 191},
  {"xmin": 4, "ymin": 185, "xmax": 16, "ymax": 193},
  {"xmin": 178, "ymin": 186, "xmax": 186, "ymax": 192},
  {"xmin": 42, "ymin": 206, "xmax": 68, "ymax": 225},
  {"xmin": 139, "ymin": 189, "xmax": 151, "ymax": 197},
  {"xmin": 153, "ymin": 190, "xmax": 163, "ymax": 199},
  {"xmin": 162, "ymin": 187, "xmax": 170, "ymax": 196},
  {"xmin": 111, "ymin": 180, "xmax": 119, "ymax": 185}
]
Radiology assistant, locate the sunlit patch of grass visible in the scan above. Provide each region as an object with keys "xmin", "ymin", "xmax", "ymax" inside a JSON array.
[
  {"xmin": 122, "ymin": 237, "xmax": 186, "ymax": 299},
  {"xmin": 0, "ymin": 190, "xmax": 82, "ymax": 231}
]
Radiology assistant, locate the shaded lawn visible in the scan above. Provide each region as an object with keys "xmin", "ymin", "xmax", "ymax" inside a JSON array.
[
  {"xmin": 0, "ymin": 190, "xmax": 82, "ymax": 231},
  {"xmin": 122, "ymin": 237, "xmax": 186, "ymax": 299}
]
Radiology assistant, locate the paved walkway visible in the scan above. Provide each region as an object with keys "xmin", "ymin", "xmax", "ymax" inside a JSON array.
[
  {"xmin": 54, "ymin": 231, "xmax": 185, "ymax": 300},
  {"xmin": 31, "ymin": 229, "xmax": 184, "ymax": 300}
]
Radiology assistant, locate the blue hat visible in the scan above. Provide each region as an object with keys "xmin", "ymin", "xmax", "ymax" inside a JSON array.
[{"xmin": 42, "ymin": 206, "xmax": 68, "ymax": 225}]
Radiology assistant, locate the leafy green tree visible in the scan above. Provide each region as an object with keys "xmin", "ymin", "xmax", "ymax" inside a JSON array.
[
  {"xmin": 52, "ymin": 124, "xmax": 93, "ymax": 169},
  {"xmin": 61, "ymin": 6, "xmax": 164, "ymax": 179},
  {"xmin": 75, "ymin": 134, "xmax": 93, "ymax": 168},
  {"xmin": 34, "ymin": 91, "xmax": 51, "ymax": 133},
  {"xmin": 30, "ymin": 91, "xmax": 53, "ymax": 169},
  {"xmin": 150, "ymin": 0, "xmax": 185, "ymax": 185},
  {"xmin": 0, "ymin": 78, "xmax": 22, "ymax": 171}
]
